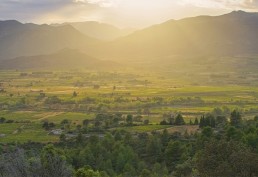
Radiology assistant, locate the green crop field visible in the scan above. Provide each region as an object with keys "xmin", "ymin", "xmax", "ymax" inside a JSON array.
[
  {"xmin": 111, "ymin": 125, "xmax": 172, "ymax": 133},
  {"xmin": 0, "ymin": 70, "xmax": 258, "ymax": 143}
]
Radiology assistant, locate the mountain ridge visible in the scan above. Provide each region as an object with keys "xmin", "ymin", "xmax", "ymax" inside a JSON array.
[
  {"xmin": 56, "ymin": 21, "xmax": 136, "ymax": 41},
  {"xmin": 1, "ymin": 11, "xmax": 258, "ymax": 64},
  {"xmin": 0, "ymin": 49, "xmax": 120, "ymax": 70},
  {"xmin": 92, "ymin": 10, "xmax": 258, "ymax": 61},
  {"xmin": 0, "ymin": 21, "xmax": 100, "ymax": 60}
]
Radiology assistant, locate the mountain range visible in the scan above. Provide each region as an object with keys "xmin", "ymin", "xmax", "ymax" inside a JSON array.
[
  {"xmin": 96, "ymin": 10, "xmax": 258, "ymax": 60},
  {"xmin": 1, "ymin": 11, "xmax": 258, "ymax": 69},
  {"xmin": 0, "ymin": 49, "xmax": 119, "ymax": 70},
  {"xmin": 0, "ymin": 20, "xmax": 99, "ymax": 61},
  {"xmin": 56, "ymin": 22, "xmax": 135, "ymax": 41}
]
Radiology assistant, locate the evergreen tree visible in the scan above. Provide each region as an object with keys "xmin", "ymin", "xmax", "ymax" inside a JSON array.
[
  {"xmin": 189, "ymin": 119, "xmax": 193, "ymax": 125},
  {"xmin": 146, "ymin": 136, "xmax": 162, "ymax": 162},
  {"xmin": 194, "ymin": 117, "xmax": 199, "ymax": 125},
  {"xmin": 199, "ymin": 116, "xmax": 205, "ymax": 128},
  {"xmin": 211, "ymin": 116, "xmax": 216, "ymax": 128},
  {"xmin": 165, "ymin": 140, "xmax": 187, "ymax": 171},
  {"xmin": 230, "ymin": 110, "xmax": 242, "ymax": 127},
  {"xmin": 73, "ymin": 91, "xmax": 78, "ymax": 97},
  {"xmin": 75, "ymin": 167, "xmax": 101, "ymax": 177},
  {"xmin": 174, "ymin": 114, "xmax": 185, "ymax": 125},
  {"xmin": 140, "ymin": 169, "xmax": 152, "ymax": 177},
  {"xmin": 126, "ymin": 115, "xmax": 133, "ymax": 126}
]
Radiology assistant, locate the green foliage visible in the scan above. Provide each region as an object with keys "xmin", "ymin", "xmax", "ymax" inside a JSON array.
[
  {"xmin": 254, "ymin": 115, "xmax": 258, "ymax": 122},
  {"xmin": 174, "ymin": 114, "xmax": 185, "ymax": 125},
  {"xmin": 60, "ymin": 133, "xmax": 66, "ymax": 142},
  {"xmin": 165, "ymin": 140, "xmax": 187, "ymax": 171},
  {"xmin": 42, "ymin": 121, "xmax": 55, "ymax": 130},
  {"xmin": 140, "ymin": 169, "xmax": 151, "ymax": 177},
  {"xmin": 172, "ymin": 159, "xmax": 193, "ymax": 177},
  {"xmin": 201, "ymin": 127, "xmax": 213, "ymax": 138},
  {"xmin": 44, "ymin": 96, "xmax": 61, "ymax": 104},
  {"xmin": 199, "ymin": 114, "xmax": 216, "ymax": 128},
  {"xmin": 75, "ymin": 167, "xmax": 101, "ymax": 177},
  {"xmin": 73, "ymin": 91, "xmax": 78, "ymax": 97},
  {"xmin": 230, "ymin": 110, "xmax": 242, "ymax": 127},
  {"xmin": 1, "ymin": 117, "xmax": 258, "ymax": 177},
  {"xmin": 1, "ymin": 71, "xmax": 258, "ymax": 176},
  {"xmin": 0, "ymin": 147, "xmax": 72, "ymax": 177},
  {"xmin": 146, "ymin": 136, "xmax": 162, "ymax": 162},
  {"xmin": 197, "ymin": 140, "xmax": 258, "ymax": 177},
  {"xmin": 0, "ymin": 117, "xmax": 6, "ymax": 123},
  {"xmin": 40, "ymin": 145, "xmax": 72, "ymax": 177},
  {"xmin": 126, "ymin": 114, "xmax": 133, "ymax": 126},
  {"xmin": 194, "ymin": 117, "xmax": 199, "ymax": 125},
  {"xmin": 226, "ymin": 126, "xmax": 243, "ymax": 141},
  {"xmin": 143, "ymin": 119, "xmax": 149, "ymax": 125}
]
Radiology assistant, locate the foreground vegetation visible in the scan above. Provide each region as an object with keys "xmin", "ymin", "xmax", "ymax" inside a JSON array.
[
  {"xmin": 0, "ymin": 111, "xmax": 258, "ymax": 177},
  {"xmin": 0, "ymin": 70, "xmax": 258, "ymax": 176}
]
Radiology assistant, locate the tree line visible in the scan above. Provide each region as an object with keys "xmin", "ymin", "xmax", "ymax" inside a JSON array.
[{"xmin": 0, "ymin": 110, "xmax": 258, "ymax": 177}]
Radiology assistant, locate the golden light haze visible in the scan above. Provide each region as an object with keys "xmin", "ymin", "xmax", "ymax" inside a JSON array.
[{"xmin": 1, "ymin": 0, "xmax": 258, "ymax": 27}]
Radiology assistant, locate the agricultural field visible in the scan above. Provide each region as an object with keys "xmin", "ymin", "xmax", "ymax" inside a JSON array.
[{"xmin": 0, "ymin": 70, "xmax": 258, "ymax": 143}]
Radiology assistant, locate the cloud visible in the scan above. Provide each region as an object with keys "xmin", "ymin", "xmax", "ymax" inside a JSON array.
[
  {"xmin": 222, "ymin": 0, "xmax": 258, "ymax": 9},
  {"xmin": 0, "ymin": 0, "xmax": 257, "ymax": 27},
  {"xmin": 178, "ymin": 0, "xmax": 258, "ymax": 10},
  {"xmin": 0, "ymin": 0, "xmax": 102, "ymax": 23},
  {"xmin": 74, "ymin": 0, "xmax": 258, "ymax": 9},
  {"xmin": 73, "ymin": 0, "xmax": 116, "ymax": 7},
  {"xmin": 204, "ymin": 0, "xmax": 258, "ymax": 9},
  {"xmin": 0, "ymin": 0, "xmax": 71, "ymax": 21}
]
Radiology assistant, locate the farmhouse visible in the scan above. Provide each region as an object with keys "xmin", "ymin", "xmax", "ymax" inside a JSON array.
[
  {"xmin": 48, "ymin": 129, "xmax": 63, "ymax": 135},
  {"xmin": 0, "ymin": 134, "xmax": 6, "ymax": 138}
]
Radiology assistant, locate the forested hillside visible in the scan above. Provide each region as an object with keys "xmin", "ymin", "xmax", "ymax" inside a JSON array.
[{"xmin": 1, "ymin": 111, "xmax": 258, "ymax": 177}]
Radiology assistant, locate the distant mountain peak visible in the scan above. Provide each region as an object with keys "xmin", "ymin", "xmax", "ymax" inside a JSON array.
[
  {"xmin": 2, "ymin": 11, "xmax": 258, "ymax": 63},
  {"xmin": 231, "ymin": 10, "xmax": 247, "ymax": 14},
  {"xmin": 227, "ymin": 10, "xmax": 258, "ymax": 17},
  {"xmin": 64, "ymin": 21, "xmax": 136, "ymax": 41},
  {"xmin": 0, "ymin": 20, "xmax": 22, "ymax": 26},
  {"xmin": 0, "ymin": 20, "xmax": 100, "ymax": 60}
]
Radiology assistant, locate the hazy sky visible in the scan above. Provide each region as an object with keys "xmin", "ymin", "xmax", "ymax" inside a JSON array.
[{"xmin": 0, "ymin": 0, "xmax": 258, "ymax": 27}]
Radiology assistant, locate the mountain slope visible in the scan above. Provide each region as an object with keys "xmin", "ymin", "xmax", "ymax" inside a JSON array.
[
  {"xmin": 0, "ymin": 49, "xmax": 119, "ymax": 70},
  {"xmin": 66, "ymin": 21, "xmax": 135, "ymax": 41},
  {"xmin": 96, "ymin": 11, "xmax": 258, "ymax": 60},
  {"xmin": 2, "ymin": 11, "xmax": 258, "ymax": 63},
  {"xmin": 0, "ymin": 21, "xmax": 99, "ymax": 60}
]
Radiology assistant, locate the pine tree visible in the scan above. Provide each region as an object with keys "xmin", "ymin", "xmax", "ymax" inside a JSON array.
[
  {"xmin": 230, "ymin": 110, "xmax": 242, "ymax": 127},
  {"xmin": 211, "ymin": 116, "xmax": 216, "ymax": 128},
  {"xmin": 175, "ymin": 114, "xmax": 185, "ymax": 125},
  {"xmin": 199, "ymin": 116, "xmax": 205, "ymax": 128},
  {"xmin": 194, "ymin": 117, "xmax": 199, "ymax": 125}
]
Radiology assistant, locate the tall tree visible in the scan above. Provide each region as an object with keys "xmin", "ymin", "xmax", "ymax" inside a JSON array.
[
  {"xmin": 126, "ymin": 115, "xmax": 133, "ymax": 126},
  {"xmin": 165, "ymin": 140, "xmax": 187, "ymax": 171},
  {"xmin": 197, "ymin": 140, "xmax": 258, "ymax": 177},
  {"xmin": 41, "ymin": 144, "xmax": 72, "ymax": 177},
  {"xmin": 174, "ymin": 114, "xmax": 185, "ymax": 125},
  {"xmin": 230, "ymin": 110, "xmax": 242, "ymax": 127}
]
